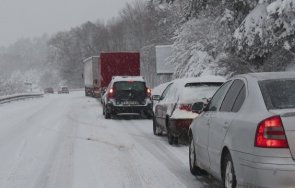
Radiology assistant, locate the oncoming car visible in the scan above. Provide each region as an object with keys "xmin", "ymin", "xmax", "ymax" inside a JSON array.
[
  {"xmin": 153, "ymin": 76, "xmax": 225, "ymax": 145},
  {"xmin": 189, "ymin": 72, "xmax": 295, "ymax": 188},
  {"xmin": 102, "ymin": 76, "xmax": 152, "ymax": 119}
]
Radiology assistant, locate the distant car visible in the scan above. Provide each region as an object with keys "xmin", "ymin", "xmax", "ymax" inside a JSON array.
[
  {"xmin": 189, "ymin": 72, "xmax": 295, "ymax": 188},
  {"xmin": 44, "ymin": 87, "xmax": 54, "ymax": 94},
  {"xmin": 58, "ymin": 87, "xmax": 69, "ymax": 94},
  {"xmin": 153, "ymin": 76, "xmax": 225, "ymax": 145},
  {"xmin": 102, "ymin": 76, "xmax": 153, "ymax": 119}
]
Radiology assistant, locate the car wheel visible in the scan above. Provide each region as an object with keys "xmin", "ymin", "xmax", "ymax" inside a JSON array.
[
  {"xmin": 173, "ymin": 137, "xmax": 179, "ymax": 145},
  {"xmin": 145, "ymin": 111, "xmax": 153, "ymax": 119},
  {"xmin": 189, "ymin": 135, "xmax": 204, "ymax": 176},
  {"xmin": 167, "ymin": 125, "xmax": 174, "ymax": 145},
  {"xmin": 102, "ymin": 105, "xmax": 105, "ymax": 115},
  {"xmin": 222, "ymin": 153, "xmax": 237, "ymax": 188},
  {"xmin": 104, "ymin": 107, "xmax": 111, "ymax": 119},
  {"xmin": 153, "ymin": 117, "xmax": 161, "ymax": 136},
  {"xmin": 167, "ymin": 130, "xmax": 173, "ymax": 145}
]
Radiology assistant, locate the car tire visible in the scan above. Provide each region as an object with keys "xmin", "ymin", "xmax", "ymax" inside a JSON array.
[
  {"xmin": 145, "ymin": 111, "xmax": 153, "ymax": 119},
  {"xmin": 166, "ymin": 119, "xmax": 175, "ymax": 145},
  {"xmin": 173, "ymin": 137, "xmax": 179, "ymax": 145},
  {"xmin": 153, "ymin": 117, "xmax": 161, "ymax": 136},
  {"xmin": 222, "ymin": 153, "xmax": 237, "ymax": 188},
  {"xmin": 166, "ymin": 118, "xmax": 174, "ymax": 145},
  {"xmin": 105, "ymin": 107, "xmax": 111, "ymax": 119},
  {"xmin": 167, "ymin": 130, "xmax": 173, "ymax": 145},
  {"xmin": 102, "ymin": 105, "xmax": 105, "ymax": 115},
  {"xmin": 189, "ymin": 135, "xmax": 204, "ymax": 176}
]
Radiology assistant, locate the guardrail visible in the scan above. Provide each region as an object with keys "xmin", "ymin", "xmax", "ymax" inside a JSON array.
[{"xmin": 0, "ymin": 93, "xmax": 43, "ymax": 104}]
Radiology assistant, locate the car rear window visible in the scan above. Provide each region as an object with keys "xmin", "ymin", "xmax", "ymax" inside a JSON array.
[
  {"xmin": 114, "ymin": 81, "xmax": 145, "ymax": 91},
  {"xmin": 180, "ymin": 83, "xmax": 222, "ymax": 101},
  {"xmin": 259, "ymin": 79, "xmax": 295, "ymax": 109}
]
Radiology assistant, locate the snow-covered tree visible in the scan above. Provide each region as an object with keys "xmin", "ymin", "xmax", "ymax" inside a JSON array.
[
  {"xmin": 233, "ymin": 0, "xmax": 295, "ymax": 71},
  {"xmin": 167, "ymin": 16, "xmax": 231, "ymax": 78}
]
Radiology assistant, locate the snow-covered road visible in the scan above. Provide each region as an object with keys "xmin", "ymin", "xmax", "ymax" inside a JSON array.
[{"xmin": 0, "ymin": 91, "xmax": 221, "ymax": 188}]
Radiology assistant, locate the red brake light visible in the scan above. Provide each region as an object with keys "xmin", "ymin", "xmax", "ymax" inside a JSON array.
[
  {"xmin": 108, "ymin": 88, "xmax": 114, "ymax": 98},
  {"xmin": 255, "ymin": 116, "xmax": 288, "ymax": 148},
  {"xmin": 176, "ymin": 119, "xmax": 192, "ymax": 128},
  {"xmin": 147, "ymin": 88, "xmax": 151, "ymax": 98},
  {"xmin": 179, "ymin": 104, "xmax": 192, "ymax": 111}
]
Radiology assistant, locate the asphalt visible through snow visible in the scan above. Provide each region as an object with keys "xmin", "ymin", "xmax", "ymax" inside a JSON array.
[{"xmin": 0, "ymin": 91, "xmax": 221, "ymax": 188}]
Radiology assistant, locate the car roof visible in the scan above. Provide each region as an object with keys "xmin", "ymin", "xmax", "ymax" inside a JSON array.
[
  {"xmin": 172, "ymin": 76, "xmax": 226, "ymax": 87},
  {"xmin": 152, "ymin": 82, "xmax": 172, "ymax": 96},
  {"xmin": 234, "ymin": 71, "xmax": 295, "ymax": 81},
  {"xmin": 112, "ymin": 76, "xmax": 145, "ymax": 82}
]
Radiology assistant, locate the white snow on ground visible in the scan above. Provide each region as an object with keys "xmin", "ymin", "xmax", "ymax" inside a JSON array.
[{"xmin": 0, "ymin": 91, "xmax": 221, "ymax": 188}]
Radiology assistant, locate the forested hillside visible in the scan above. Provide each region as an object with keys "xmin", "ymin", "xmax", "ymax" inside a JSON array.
[{"xmin": 0, "ymin": 0, "xmax": 294, "ymax": 95}]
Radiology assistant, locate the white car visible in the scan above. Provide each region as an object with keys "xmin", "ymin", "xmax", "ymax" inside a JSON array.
[
  {"xmin": 189, "ymin": 72, "xmax": 295, "ymax": 188},
  {"xmin": 151, "ymin": 82, "xmax": 172, "ymax": 113},
  {"xmin": 153, "ymin": 76, "xmax": 225, "ymax": 144}
]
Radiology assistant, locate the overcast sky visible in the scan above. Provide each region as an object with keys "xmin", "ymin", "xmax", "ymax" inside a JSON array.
[{"xmin": 0, "ymin": 0, "xmax": 134, "ymax": 47}]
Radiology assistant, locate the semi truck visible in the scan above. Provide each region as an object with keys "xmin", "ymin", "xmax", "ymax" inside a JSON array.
[
  {"xmin": 83, "ymin": 52, "xmax": 140, "ymax": 97},
  {"xmin": 83, "ymin": 56, "xmax": 99, "ymax": 97}
]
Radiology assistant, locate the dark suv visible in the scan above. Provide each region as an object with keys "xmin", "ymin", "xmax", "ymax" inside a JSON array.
[{"xmin": 102, "ymin": 76, "xmax": 152, "ymax": 119}]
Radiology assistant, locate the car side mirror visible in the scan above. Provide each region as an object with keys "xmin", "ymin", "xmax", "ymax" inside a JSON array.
[
  {"xmin": 152, "ymin": 95, "xmax": 161, "ymax": 101},
  {"xmin": 192, "ymin": 102, "xmax": 205, "ymax": 114}
]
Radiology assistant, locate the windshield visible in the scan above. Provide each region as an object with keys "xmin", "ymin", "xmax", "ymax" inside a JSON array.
[
  {"xmin": 180, "ymin": 83, "xmax": 222, "ymax": 101},
  {"xmin": 114, "ymin": 81, "xmax": 145, "ymax": 91},
  {"xmin": 259, "ymin": 79, "xmax": 295, "ymax": 109}
]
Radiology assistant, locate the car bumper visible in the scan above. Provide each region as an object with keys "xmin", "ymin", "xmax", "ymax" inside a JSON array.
[
  {"xmin": 232, "ymin": 151, "xmax": 295, "ymax": 187},
  {"xmin": 106, "ymin": 103, "xmax": 153, "ymax": 115},
  {"xmin": 169, "ymin": 118, "xmax": 193, "ymax": 137}
]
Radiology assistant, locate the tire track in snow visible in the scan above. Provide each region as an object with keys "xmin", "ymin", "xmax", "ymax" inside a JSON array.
[
  {"xmin": 0, "ymin": 96, "xmax": 72, "ymax": 188},
  {"xmin": 33, "ymin": 98, "xmax": 79, "ymax": 188},
  {"xmin": 119, "ymin": 118, "xmax": 222, "ymax": 188}
]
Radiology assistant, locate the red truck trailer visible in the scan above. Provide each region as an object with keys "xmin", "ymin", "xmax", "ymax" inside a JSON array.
[
  {"xmin": 99, "ymin": 52, "xmax": 140, "ymax": 88},
  {"xmin": 83, "ymin": 52, "xmax": 140, "ymax": 98}
]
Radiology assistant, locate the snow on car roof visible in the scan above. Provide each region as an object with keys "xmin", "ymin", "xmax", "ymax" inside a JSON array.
[
  {"xmin": 111, "ymin": 76, "xmax": 145, "ymax": 82},
  {"xmin": 240, "ymin": 71, "xmax": 295, "ymax": 81},
  {"xmin": 162, "ymin": 76, "xmax": 225, "ymax": 103},
  {"xmin": 152, "ymin": 82, "xmax": 172, "ymax": 96},
  {"xmin": 173, "ymin": 75, "xmax": 226, "ymax": 86}
]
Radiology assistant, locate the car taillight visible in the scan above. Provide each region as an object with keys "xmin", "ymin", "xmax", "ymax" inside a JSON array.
[
  {"xmin": 255, "ymin": 116, "xmax": 289, "ymax": 148},
  {"xmin": 178, "ymin": 104, "xmax": 192, "ymax": 111},
  {"xmin": 108, "ymin": 88, "xmax": 114, "ymax": 98},
  {"xmin": 176, "ymin": 119, "xmax": 192, "ymax": 128},
  {"xmin": 147, "ymin": 88, "xmax": 151, "ymax": 98}
]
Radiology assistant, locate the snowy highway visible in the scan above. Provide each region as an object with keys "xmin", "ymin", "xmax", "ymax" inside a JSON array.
[{"xmin": 0, "ymin": 91, "xmax": 221, "ymax": 188}]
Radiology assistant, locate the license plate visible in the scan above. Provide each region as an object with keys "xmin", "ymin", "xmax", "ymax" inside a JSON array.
[{"xmin": 122, "ymin": 101, "xmax": 138, "ymax": 105}]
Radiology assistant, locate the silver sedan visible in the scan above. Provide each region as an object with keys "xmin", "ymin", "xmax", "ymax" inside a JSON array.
[{"xmin": 189, "ymin": 72, "xmax": 295, "ymax": 188}]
